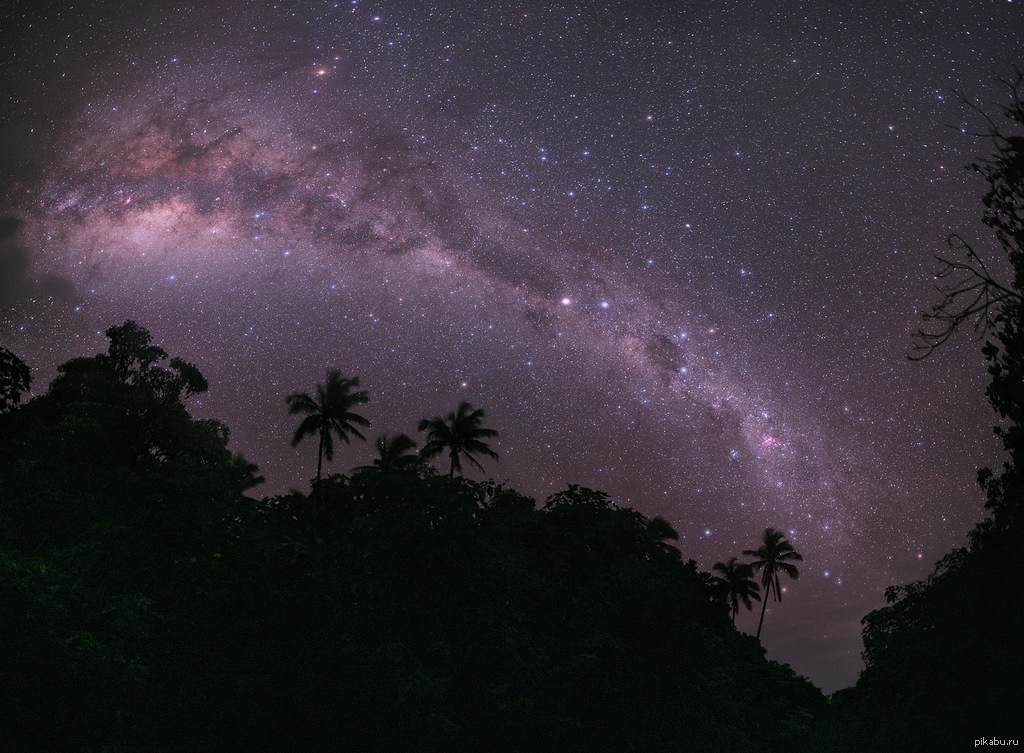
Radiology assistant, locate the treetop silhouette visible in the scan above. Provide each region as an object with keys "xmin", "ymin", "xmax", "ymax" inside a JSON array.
[
  {"xmin": 711, "ymin": 556, "xmax": 762, "ymax": 625},
  {"xmin": 744, "ymin": 527, "xmax": 802, "ymax": 640},
  {"xmin": 287, "ymin": 370, "xmax": 370, "ymax": 482},
  {"xmin": 0, "ymin": 346, "xmax": 31, "ymax": 413},
  {"xmin": 418, "ymin": 400, "xmax": 499, "ymax": 477},
  {"xmin": 355, "ymin": 432, "xmax": 421, "ymax": 473},
  {"xmin": 912, "ymin": 70, "xmax": 1024, "ymax": 365}
]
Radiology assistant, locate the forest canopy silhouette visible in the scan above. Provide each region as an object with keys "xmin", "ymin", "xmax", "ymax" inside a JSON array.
[{"xmin": 0, "ymin": 321, "xmax": 825, "ymax": 752}]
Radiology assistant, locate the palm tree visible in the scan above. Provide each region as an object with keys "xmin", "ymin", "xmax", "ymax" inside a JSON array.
[
  {"xmin": 418, "ymin": 401, "xmax": 499, "ymax": 477},
  {"xmin": 711, "ymin": 557, "xmax": 761, "ymax": 625},
  {"xmin": 355, "ymin": 433, "xmax": 420, "ymax": 472},
  {"xmin": 287, "ymin": 370, "xmax": 370, "ymax": 481},
  {"xmin": 744, "ymin": 527, "xmax": 803, "ymax": 639}
]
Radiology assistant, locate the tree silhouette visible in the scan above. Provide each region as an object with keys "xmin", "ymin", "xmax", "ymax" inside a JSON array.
[
  {"xmin": 744, "ymin": 527, "xmax": 803, "ymax": 639},
  {"xmin": 711, "ymin": 556, "xmax": 761, "ymax": 625},
  {"xmin": 644, "ymin": 516, "xmax": 682, "ymax": 559},
  {"xmin": 98, "ymin": 321, "xmax": 207, "ymax": 403},
  {"xmin": 910, "ymin": 72, "xmax": 1024, "ymax": 528},
  {"xmin": 356, "ymin": 433, "xmax": 420, "ymax": 472},
  {"xmin": 0, "ymin": 347, "xmax": 31, "ymax": 413},
  {"xmin": 911, "ymin": 70, "xmax": 1024, "ymax": 363},
  {"xmin": 287, "ymin": 371, "xmax": 369, "ymax": 481},
  {"xmin": 418, "ymin": 401, "xmax": 499, "ymax": 477}
]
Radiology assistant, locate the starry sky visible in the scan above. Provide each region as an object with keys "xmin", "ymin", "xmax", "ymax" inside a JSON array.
[{"xmin": 1, "ymin": 0, "xmax": 1020, "ymax": 692}]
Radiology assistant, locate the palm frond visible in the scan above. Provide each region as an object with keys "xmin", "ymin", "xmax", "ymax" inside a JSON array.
[
  {"xmin": 419, "ymin": 438, "xmax": 447, "ymax": 459},
  {"xmin": 291, "ymin": 414, "xmax": 321, "ymax": 446},
  {"xmin": 286, "ymin": 392, "xmax": 319, "ymax": 415},
  {"xmin": 778, "ymin": 562, "xmax": 801, "ymax": 578},
  {"xmin": 463, "ymin": 452, "xmax": 487, "ymax": 475}
]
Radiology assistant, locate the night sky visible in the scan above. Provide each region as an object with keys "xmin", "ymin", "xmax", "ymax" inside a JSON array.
[{"xmin": 2, "ymin": 1, "xmax": 1020, "ymax": 692}]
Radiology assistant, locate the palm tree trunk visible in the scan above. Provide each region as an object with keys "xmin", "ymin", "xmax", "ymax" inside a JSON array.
[
  {"xmin": 316, "ymin": 427, "xmax": 325, "ymax": 481},
  {"xmin": 449, "ymin": 452, "xmax": 455, "ymax": 477},
  {"xmin": 756, "ymin": 592, "xmax": 769, "ymax": 639}
]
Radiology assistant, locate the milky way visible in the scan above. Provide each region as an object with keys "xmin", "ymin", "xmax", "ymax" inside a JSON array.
[{"xmin": 2, "ymin": 0, "xmax": 1020, "ymax": 690}]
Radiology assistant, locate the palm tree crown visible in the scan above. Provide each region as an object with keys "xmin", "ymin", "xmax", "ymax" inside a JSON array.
[
  {"xmin": 418, "ymin": 401, "xmax": 499, "ymax": 477},
  {"xmin": 287, "ymin": 370, "xmax": 370, "ymax": 481},
  {"xmin": 356, "ymin": 433, "xmax": 420, "ymax": 473},
  {"xmin": 711, "ymin": 556, "xmax": 761, "ymax": 624},
  {"xmin": 743, "ymin": 527, "xmax": 803, "ymax": 639}
]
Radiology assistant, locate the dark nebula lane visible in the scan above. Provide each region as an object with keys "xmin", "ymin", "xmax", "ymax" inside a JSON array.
[{"xmin": 2, "ymin": 0, "xmax": 1019, "ymax": 691}]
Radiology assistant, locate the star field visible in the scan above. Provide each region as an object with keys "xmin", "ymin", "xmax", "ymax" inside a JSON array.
[{"xmin": 1, "ymin": 0, "xmax": 1020, "ymax": 691}]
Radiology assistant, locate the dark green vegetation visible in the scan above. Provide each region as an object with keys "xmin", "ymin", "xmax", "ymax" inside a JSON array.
[{"xmin": 0, "ymin": 324, "xmax": 824, "ymax": 752}]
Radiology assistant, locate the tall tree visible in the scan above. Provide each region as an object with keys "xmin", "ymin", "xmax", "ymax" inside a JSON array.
[
  {"xmin": 711, "ymin": 556, "xmax": 761, "ymax": 625},
  {"xmin": 418, "ymin": 401, "xmax": 499, "ymax": 477},
  {"xmin": 744, "ymin": 527, "xmax": 802, "ymax": 639},
  {"xmin": 287, "ymin": 371, "xmax": 370, "ymax": 481},
  {"xmin": 356, "ymin": 433, "xmax": 420, "ymax": 472}
]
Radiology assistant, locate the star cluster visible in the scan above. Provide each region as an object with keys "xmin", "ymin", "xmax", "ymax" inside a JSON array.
[{"xmin": 2, "ymin": 0, "xmax": 1020, "ymax": 691}]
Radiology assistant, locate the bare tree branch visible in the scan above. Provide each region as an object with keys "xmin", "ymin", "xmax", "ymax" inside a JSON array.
[
  {"xmin": 911, "ymin": 67, "xmax": 1024, "ymax": 360},
  {"xmin": 911, "ymin": 235, "xmax": 1022, "ymax": 359}
]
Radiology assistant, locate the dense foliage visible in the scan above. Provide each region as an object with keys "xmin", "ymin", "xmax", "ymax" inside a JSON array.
[{"xmin": 0, "ymin": 325, "xmax": 824, "ymax": 752}]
